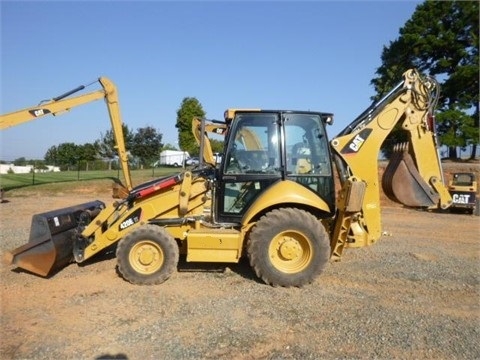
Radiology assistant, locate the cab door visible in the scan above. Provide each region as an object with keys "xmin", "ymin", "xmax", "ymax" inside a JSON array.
[
  {"xmin": 283, "ymin": 112, "xmax": 335, "ymax": 213},
  {"xmin": 216, "ymin": 112, "xmax": 282, "ymax": 223}
]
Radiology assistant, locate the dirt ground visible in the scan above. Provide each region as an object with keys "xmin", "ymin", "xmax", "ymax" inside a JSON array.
[{"xmin": 0, "ymin": 162, "xmax": 479, "ymax": 359}]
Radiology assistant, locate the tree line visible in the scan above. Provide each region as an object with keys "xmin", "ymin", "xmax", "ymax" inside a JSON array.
[{"xmin": 40, "ymin": 124, "xmax": 163, "ymax": 170}]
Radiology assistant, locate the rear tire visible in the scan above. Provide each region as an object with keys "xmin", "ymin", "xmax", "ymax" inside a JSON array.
[
  {"xmin": 247, "ymin": 208, "xmax": 330, "ymax": 287},
  {"xmin": 116, "ymin": 225, "xmax": 179, "ymax": 285}
]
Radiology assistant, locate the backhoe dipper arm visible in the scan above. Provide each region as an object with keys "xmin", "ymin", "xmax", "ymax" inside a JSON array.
[
  {"xmin": 0, "ymin": 78, "xmax": 132, "ymax": 191},
  {"xmin": 329, "ymin": 69, "xmax": 452, "ymax": 259},
  {"xmin": 98, "ymin": 78, "xmax": 132, "ymax": 192}
]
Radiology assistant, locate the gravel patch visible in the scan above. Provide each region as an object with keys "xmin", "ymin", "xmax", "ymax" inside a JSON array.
[{"xmin": 1, "ymin": 197, "xmax": 479, "ymax": 360}]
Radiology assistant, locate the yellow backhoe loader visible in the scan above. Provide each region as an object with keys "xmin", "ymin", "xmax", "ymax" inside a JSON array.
[
  {"xmin": 5, "ymin": 69, "xmax": 452, "ymax": 287},
  {"xmin": 0, "ymin": 77, "xmax": 132, "ymax": 194}
]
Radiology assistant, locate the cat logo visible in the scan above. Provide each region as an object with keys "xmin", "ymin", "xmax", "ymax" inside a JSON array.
[
  {"xmin": 452, "ymin": 194, "xmax": 471, "ymax": 204},
  {"xmin": 29, "ymin": 108, "xmax": 51, "ymax": 117},
  {"xmin": 340, "ymin": 128, "xmax": 372, "ymax": 155},
  {"xmin": 349, "ymin": 134, "xmax": 365, "ymax": 152}
]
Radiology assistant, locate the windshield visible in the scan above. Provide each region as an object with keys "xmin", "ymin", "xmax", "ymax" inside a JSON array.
[{"xmin": 224, "ymin": 113, "xmax": 281, "ymax": 175}]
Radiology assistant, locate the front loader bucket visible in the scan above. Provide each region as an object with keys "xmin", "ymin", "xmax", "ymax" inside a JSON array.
[
  {"xmin": 382, "ymin": 143, "xmax": 439, "ymax": 208},
  {"xmin": 6, "ymin": 200, "xmax": 105, "ymax": 277}
]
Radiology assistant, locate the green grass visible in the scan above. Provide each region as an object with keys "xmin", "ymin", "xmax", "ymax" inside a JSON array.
[{"xmin": 0, "ymin": 167, "xmax": 178, "ymax": 193}]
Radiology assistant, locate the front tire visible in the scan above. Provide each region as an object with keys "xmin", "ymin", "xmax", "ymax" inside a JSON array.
[
  {"xmin": 247, "ymin": 208, "xmax": 330, "ymax": 287},
  {"xmin": 116, "ymin": 225, "xmax": 179, "ymax": 285}
]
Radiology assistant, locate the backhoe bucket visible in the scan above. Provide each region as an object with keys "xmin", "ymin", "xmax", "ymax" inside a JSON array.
[
  {"xmin": 382, "ymin": 143, "xmax": 439, "ymax": 208},
  {"xmin": 6, "ymin": 200, "xmax": 105, "ymax": 277}
]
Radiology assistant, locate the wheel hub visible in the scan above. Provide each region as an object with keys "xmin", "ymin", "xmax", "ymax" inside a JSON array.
[
  {"xmin": 130, "ymin": 241, "xmax": 164, "ymax": 274},
  {"xmin": 137, "ymin": 245, "xmax": 157, "ymax": 266},
  {"xmin": 269, "ymin": 230, "xmax": 313, "ymax": 273},
  {"xmin": 278, "ymin": 238, "xmax": 302, "ymax": 260}
]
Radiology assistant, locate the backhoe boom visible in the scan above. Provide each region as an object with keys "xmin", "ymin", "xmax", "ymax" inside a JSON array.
[{"xmin": 330, "ymin": 69, "xmax": 452, "ymax": 258}]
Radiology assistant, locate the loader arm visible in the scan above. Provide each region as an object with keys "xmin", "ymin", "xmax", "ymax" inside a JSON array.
[
  {"xmin": 0, "ymin": 77, "xmax": 132, "ymax": 192},
  {"xmin": 330, "ymin": 69, "xmax": 452, "ymax": 259},
  {"xmin": 192, "ymin": 117, "xmax": 227, "ymax": 166},
  {"xmin": 192, "ymin": 114, "xmax": 264, "ymax": 167}
]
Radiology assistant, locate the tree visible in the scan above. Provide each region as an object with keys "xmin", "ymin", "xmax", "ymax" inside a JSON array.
[
  {"xmin": 161, "ymin": 143, "xmax": 179, "ymax": 151},
  {"xmin": 371, "ymin": 0, "xmax": 479, "ymax": 159},
  {"xmin": 13, "ymin": 157, "xmax": 27, "ymax": 166},
  {"xmin": 54, "ymin": 142, "xmax": 79, "ymax": 170},
  {"xmin": 78, "ymin": 143, "xmax": 98, "ymax": 171},
  {"xmin": 45, "ymin": 142, "xmax": 97, "ymax": 169},
  {"xmin": 175, "ymin": 97, "xmax": 206, "ymax": 155},
  {"xmin": 210, "ymin": 138, "xmax": 224, "ymax": 154},
  {"xmin": 130, "ymin": 126, "xmax": 163, "ymax": 168},
  {"xmin": 78, "ymin": 143, "xmax": 97, "ymax": 161},
  {"xmin": 31, "ymin": 160, "xmax": 48, "ymax": 171},
  {"xmin": 95, "ymin": 123, "xmax": 134, "ymax": 169},
  {"xmin": 44, "ymin": 146, "xmax": 58, "ymax": 165}
]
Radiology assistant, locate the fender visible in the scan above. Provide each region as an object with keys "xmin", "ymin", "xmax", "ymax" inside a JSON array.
[{"xmin": 242, "ymin": 179, "xmax": 331, "ymax": 225}]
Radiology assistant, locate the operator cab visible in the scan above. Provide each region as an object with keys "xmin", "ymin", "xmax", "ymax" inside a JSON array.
[{"xmin": 215, "ymin": 109, "xmax": 335, "ymax": 223}]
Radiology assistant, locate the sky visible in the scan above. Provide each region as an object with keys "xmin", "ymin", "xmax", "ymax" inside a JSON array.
[{"xmin": 0, "ymin": 0, "xmax": 422, "ymax": 161}]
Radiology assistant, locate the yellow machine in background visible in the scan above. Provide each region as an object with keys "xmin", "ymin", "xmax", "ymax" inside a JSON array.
[
  {"xmin": 0, "ymin": 78, "xmax": 132, "ymax": 194},
  {"xmin": 6, "ymin": 69, "xmax": 452, "ymax": 287},
  {"xmin": 448, "ymin": 172, "xmax": 477, "ymax": 214}
]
